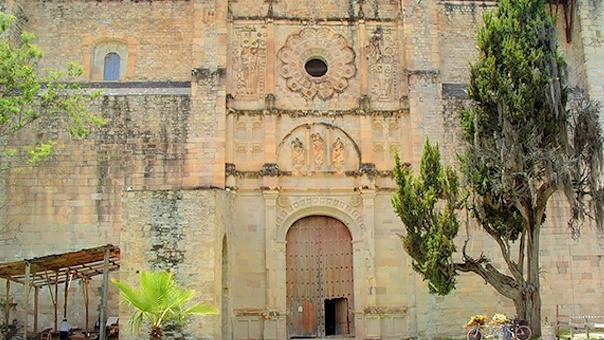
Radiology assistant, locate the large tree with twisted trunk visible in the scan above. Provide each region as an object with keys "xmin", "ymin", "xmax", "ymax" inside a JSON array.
[{"xmin": 392, "ymin": 0, "xmax": 603, "ymax": 336}]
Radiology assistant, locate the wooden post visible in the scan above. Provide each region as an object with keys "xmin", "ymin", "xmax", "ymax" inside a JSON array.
[
  {"xmin": 54, "ymin": 272, "xmax": 59, "ymax": 332},
  {"xmin": 99, "ymin": 247, "xmax": 110, "ymax": 340},
  {"xmin": 63, "ymin": 271, "xmax": 72, "ymax": 318},
  {"xmin": 4, "ymin": 280, "xmax": 10, "ymax": 325},
  {"xmin": 1, "ymin": 280, "xmax": 10, "ymax": 340},
  {"xmin": 83, "ymin": 279, "xmax": 90, "ymax": 332},
  {"xmin": 23, "ymin": 261, "xmax": 30, "ymax": 340},
  {"xmin": 33, "ymin": 287, "xmax": 38, "ymax": 333}
]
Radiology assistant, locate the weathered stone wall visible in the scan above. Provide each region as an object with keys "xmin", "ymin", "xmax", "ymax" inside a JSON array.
[
  {"xmin": 0, "ymin": 93, "xmax": 194, "ymax": 332},
  {"xmin": 21, "ymin": 1, "xmax": 195, "ymax": 81},
  {"xmin": 437, "ymin": 2, "xmax": 494, "ymax": 84},
  {"xmin": 0, "ymin": 0, "xmax": 602, "ymax": 339},
  {"xmin": 1, "ymin": 94, "xmax": 192, "ymax": 255},
  {"xmin": 574, "ymin": 0, "xmax": 604, "ymax": 122},
  {"xmin": 230, "ymin": 0, "xmax": 398, "ymax": 20},
  {"xmin": 121, "ymin": 189, "xmax": 231, "ymax": 339}
]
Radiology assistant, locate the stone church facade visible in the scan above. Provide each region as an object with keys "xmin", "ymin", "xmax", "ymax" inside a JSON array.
[{"xmin": 0, "ymin": 0, "xmax": 603, "ymax": 339}]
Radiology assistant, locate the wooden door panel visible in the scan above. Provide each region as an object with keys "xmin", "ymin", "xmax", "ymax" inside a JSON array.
[{"xmin": 286, "ymin": 216, "xmax": 354, "ymax": 338}]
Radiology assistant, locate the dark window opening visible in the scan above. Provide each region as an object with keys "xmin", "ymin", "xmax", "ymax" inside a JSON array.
[
  {"xmin": 324, "ymin": 297, "xmax": 349, "ymax": 336},
  {"xmin": 103, "ymin": 52, "xmax": 120, "ymax": 81},
  {"xmin": 305, "ymin": 58, "xmax": 328, "ymax": 77}
]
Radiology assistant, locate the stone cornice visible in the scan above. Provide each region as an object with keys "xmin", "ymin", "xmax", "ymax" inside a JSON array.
[{"xmin": 227, "ymin": 107, "xmax": 409, "ymax": 117}]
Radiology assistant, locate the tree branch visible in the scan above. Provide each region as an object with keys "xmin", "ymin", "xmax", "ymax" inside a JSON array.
[{"xmin": 453, "ymin": 253, "xmax": 522, "ymax": 300}]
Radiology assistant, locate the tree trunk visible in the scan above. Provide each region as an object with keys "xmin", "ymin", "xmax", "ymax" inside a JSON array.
[
  {"xmin": 149, "ymin": 325, "xmax": 163, "ymax": 340},
  {"xmin": 514, "ymin": 219, "xmax": 542, "ymax": 337}
]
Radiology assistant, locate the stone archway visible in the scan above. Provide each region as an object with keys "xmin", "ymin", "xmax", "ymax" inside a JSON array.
[{"xmin": 285, "ymin": 216, "xmax": 354, "ymax": 338}]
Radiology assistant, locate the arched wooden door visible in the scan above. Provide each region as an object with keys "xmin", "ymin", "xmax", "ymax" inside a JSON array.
[{"xmin": 286, "ymin": 216, "xmax": 354, "ymax": 338}]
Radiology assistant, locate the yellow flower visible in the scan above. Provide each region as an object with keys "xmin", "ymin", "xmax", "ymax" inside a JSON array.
[
  {"xmin": 490, "ymin": 314, "xmax": 509, "ymax": 325},
  {"xmin": 464, "ymin": 314, "xmax": 487, "ymax": 329}
]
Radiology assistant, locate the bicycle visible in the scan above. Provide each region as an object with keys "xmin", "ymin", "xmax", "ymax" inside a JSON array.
[
  {"xmin": 466, "ymin": 320, "xmax": 532, "ymax": 340},
  {"xmin": 506, "ymin": 319, "xmax": 532, "ymax": 340},
  {"xmin": 467, "ymin": 323, "xmax": 487, "ymax": 340}
]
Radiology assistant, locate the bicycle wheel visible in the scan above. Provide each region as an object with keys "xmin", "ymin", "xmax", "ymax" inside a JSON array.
[
  {"xmin": 515, "ymin": 325, "xmax": 531, "ymax": 340},
  {"xmin": 493, "ymin": 328, "xmax": 505, "ymax": 340},
  {"xmin": 467, "ymin": 327, "xmax": 483, "ymax": 340}
]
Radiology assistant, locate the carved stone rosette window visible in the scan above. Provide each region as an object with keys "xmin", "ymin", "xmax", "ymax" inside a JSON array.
[{"xmin": 277, "ymin": 28, "xmax": 356, "ymax": 100}]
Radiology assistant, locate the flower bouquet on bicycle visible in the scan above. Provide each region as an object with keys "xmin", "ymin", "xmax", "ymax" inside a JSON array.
[
  {"xmin": 490, "ymin": 314, "xmax": 510, "ymax": 340},
  {"xmin": 465, "ymin": 315, "xmax": 487, "ymax": 340},
  {"xmin": 465, "ymin": 314, "xmax": 531, "ymax": 340}
]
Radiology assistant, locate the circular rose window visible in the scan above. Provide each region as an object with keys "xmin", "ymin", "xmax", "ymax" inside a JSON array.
[
  {"xmin": 278, "ymin": 28, "xmax": 356, "ymax": 100},
  {"xmin": 305, "ymin": 59, "xmax": 328, "ymax": 77}
]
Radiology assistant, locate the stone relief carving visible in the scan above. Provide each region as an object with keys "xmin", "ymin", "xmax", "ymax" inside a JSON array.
[
  {"xmin": 277, "ymin": 195, "xmax": 290, "ymax": 208},
  {"xmin": 350, "ymin": 194, "xmax": 362, "ymax": 207},
  {"xmin": 372, "ymin": 118, "xmax": 400, "ymax": 169},
  {"xmin": 233, "ymin": 118, "xmax": 265, "ymax": 164},
  {"xmin": 291, "ymin": 138, "xmax": 306, "ymax": 173},
  {"xmin": 276, "ymin": 197, "xmax": 365, "ymax": 228},
  {"xmin": 277, "ymin": 28, "xmax": 356, "ymax": 101},
  {"xmin": 311, "ymin": 133, "xmax": 325, "ymax": 166},
  {"xmin": 332, "ymin": 137, "xmax": 345, "ymax": 173},
  {"xmin": 232, "ymin": 26, "xmax": 267, "ymax": 99},
  {"xmin": 278, "ymin": 123, "xmax": 360, "ymax": 174},
  {"xmin": 366, "ymin": 27, "xmax": 399, "ymax": 101}
]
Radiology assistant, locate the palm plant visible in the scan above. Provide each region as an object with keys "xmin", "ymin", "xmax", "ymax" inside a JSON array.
[{"xmin": 111, "ymin": 270, "xmax": 218, "ymax": 340}]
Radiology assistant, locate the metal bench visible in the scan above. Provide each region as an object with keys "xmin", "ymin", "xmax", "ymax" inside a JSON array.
[{"xmin": 556, "ymin": 307, "xmax": 604, "ymax": 339}]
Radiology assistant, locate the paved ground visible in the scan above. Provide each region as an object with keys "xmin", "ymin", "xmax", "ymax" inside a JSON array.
[{"xmin": 571, "ymin": 334, "xmax": 604, "ymax": 340}]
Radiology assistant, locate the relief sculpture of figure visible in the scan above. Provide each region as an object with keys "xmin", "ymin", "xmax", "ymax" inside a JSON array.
[
  {"xmin": 291, "ymin": 138, "xmax": 306, "ymax": 170},
  {"xmin": 241, "ymin": 43, "xmax": 260, "ymax": 95},
  {"xmin": 311, "ymin": 133, "xmax": 325, "ymax": 166},
  {"xmin": 366, "ymin": 29, "xmax": 396, "ymax": 101},
  {"xmin": 234, "ymin": 29, "xmax": 267, "ymax": 99},
  {"xmin": 332, "ymin": 137, "xmax": 344, "ymax": 173}
]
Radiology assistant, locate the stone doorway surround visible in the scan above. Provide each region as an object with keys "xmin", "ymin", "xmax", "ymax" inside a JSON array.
[{"xmin": 262, "ymin": 190, "xmax": 378, "ymax": 339}]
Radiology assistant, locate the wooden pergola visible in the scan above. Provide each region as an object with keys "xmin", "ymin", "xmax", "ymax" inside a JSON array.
[{"xmin": 0, "ymin": 244, "xmax": 120, "ymax": 340}]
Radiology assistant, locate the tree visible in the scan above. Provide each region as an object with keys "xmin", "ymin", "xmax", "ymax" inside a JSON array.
[
  {"xmin": 393, "ymin": 141, "xmax": 463, "ymax": 295},
  {"xmin": 0, "ymin": 11, "xmax": 103, "ymax": 168},
  {"xmin": 112, "ymin": 270, "xmax": 218, "ymax": 340},
  {"xmin": 392, "ymin": 0, "xmax": 603, "ymax": 336}
]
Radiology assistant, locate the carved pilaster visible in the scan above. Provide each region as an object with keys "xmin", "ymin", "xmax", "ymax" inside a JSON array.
[
  {"xmin": 263, "ymin": 189, "xmax": 279, "ymax": 308},
  {"xmin": 359, "ymin": 19, "xmax": 368, "ymax": 96},
  {"xmin": 361, "ymin": 189, "xmax": 377, "ymax": 306}
]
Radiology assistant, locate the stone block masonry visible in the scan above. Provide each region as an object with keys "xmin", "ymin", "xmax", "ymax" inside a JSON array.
[{"xmin": 0, "ymin": 0, "xmax": 601, "ymax": 339}]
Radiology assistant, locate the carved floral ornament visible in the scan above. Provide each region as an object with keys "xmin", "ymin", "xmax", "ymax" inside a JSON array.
[{"xmin": 277, "ymin": 28, "xmax": 356, "ymax": 100}]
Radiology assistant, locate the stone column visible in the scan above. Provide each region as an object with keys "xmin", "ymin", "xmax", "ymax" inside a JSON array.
[
  {"xmin": 263, "ymin": 190, "xmax": 286, "ymax": 339},
  {"xmin": 266, "ymin": 18, "xmax": 276, "ymax": 95},
  {"xmin": 361, "ymin": 189, "xmax": 377, "ymax": 306},
  {"xmin": 352, "ymin": 238, "xmax": 367, "ymax": 338},
  {"xmin": 358, "ymin": 19, "xmax": 368, "ymax": 96}
]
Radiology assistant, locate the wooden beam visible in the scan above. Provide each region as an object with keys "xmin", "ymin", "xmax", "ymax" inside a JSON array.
[{"xmin": 99, "ymin": 247, "xmax": 110, "ymax": 340}]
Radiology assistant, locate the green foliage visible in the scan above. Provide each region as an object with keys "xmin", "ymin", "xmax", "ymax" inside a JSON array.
[
  {"xmin": 0, "ymin": 11, "xmax": 104, "ymax": 167},
  {"xmin": 458, "ymin": 0, "xmax": 568, "ymax": 214},
  {"xmin": 459, "ymin": 0, "xmax": 602, "ymax": 238},
  {"xmin": 392, "ymin": 141, "xmax": 463, "ymax": 295},
  {"xmin": 112, "ymin": 270, "xmax": 218, "ymax": 339},
  {"xmin": 393, "ymin": 0, "xmax": 602, "ymax": 332}
]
